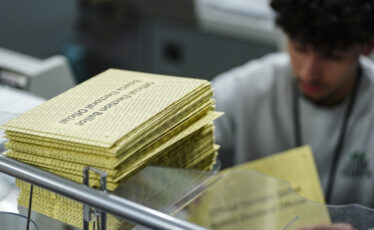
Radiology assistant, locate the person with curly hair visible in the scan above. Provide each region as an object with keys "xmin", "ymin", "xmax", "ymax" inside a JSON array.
[{"xmin": 213, "ymin": 0, "xmax": 374, "ymax": 209}]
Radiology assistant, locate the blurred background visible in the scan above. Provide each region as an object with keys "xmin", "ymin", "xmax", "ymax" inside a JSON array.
[{"xmin": 0, "ymin": 0, "xmax": 280, "ymax": 88}]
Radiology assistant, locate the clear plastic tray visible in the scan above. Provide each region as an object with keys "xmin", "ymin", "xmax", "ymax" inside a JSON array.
[{"xmin": 186, "ymin": 169, "xmax": 374, "ymax": 230}]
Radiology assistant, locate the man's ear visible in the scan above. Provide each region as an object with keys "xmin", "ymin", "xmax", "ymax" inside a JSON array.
[{"xmin": 362, "ymin": 37, "xmax": 374, "ymax": 56}]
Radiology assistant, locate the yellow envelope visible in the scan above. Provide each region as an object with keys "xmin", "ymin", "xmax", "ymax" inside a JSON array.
[{"xmin": 187, "ymin": 146, "xmax": 331, "ymax": 229}]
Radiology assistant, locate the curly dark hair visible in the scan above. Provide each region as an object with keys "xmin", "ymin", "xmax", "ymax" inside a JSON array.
[{"xmin": 270, "ymin": 0, "xmax": 374, "ymax": 52}]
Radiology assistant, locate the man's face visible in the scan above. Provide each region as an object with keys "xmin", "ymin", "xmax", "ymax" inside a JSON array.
[{"xmin": 288, "ymin": 39, "xmax": 362, "ymax": 106}]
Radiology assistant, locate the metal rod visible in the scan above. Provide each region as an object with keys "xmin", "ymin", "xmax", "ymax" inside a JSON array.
[
  {"xmin": 0, "ymin": 155, "xmax": 208, "ymax": 230},
  {"xmin": 26, "ymin": 184, "xmax": 33, "ymax": 230},
  {"xmin": 83, "ymin": 166, "xmax": 107, "ymax": 230}
]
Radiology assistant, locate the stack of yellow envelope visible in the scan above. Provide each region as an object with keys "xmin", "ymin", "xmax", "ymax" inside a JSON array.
[{"xmin": 1, "ymin": 69, "xmax": 222, "ymax": 229}]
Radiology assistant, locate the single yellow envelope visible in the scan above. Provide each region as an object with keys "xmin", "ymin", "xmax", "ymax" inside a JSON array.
[{"xmin": 187, "ymin": 146, "xmax": 331, "ymax": 229}]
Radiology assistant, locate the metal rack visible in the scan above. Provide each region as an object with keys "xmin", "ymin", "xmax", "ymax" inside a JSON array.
[{"xmin": 0, "ymin": 155, "xmax": 208, "ymax": 230}]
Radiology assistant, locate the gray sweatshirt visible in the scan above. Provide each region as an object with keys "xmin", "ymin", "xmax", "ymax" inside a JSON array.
[{"xmin": 213, "ymin": 52, "xmax": 374, "ymax": 207}]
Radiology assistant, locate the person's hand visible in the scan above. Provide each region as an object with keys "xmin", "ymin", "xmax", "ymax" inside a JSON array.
[{"xmin": 295, "ymin": 223, "xmax": 355, "ymax": 230}]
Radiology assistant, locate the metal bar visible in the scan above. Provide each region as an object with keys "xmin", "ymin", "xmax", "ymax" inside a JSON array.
[
  {"xmin": 83, "ymin": 166, "xmax": 107, "ymax": 230},
  {"xmin": 26, "ymin": 184, "xmax": 33, "ymax": 230},
  {"xmin": 0, "ymin": 155, "xmax": 208, "ymax": 230}
]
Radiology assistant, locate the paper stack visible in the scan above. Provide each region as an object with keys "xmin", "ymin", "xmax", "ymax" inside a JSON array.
[{"xmin": 1, "ymin": 69, "xmax": 221, "ymax": 229}]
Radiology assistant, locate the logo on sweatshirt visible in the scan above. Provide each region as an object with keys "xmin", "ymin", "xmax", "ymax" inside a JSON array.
[{"xmin": 342, "ymin": 151, "xmax": 371, "ymax": 178}]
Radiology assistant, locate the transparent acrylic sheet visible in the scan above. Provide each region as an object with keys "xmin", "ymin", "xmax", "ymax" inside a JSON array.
[
  {"xmin": 0, "ymin": 211, "xmax": 38, "ymax": 230},
  {"xmin": 186, "ymin": 169, "xmax": 374, "ymax": 230},
  {"xmin": 2, "ymin": 164, "xmax": 219, "ymax": 230}
]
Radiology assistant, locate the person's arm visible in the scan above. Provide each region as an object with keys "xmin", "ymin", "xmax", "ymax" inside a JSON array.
[{"xmin": 213, "ymin": 75, "xmax": 237, "ymax": 169}]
